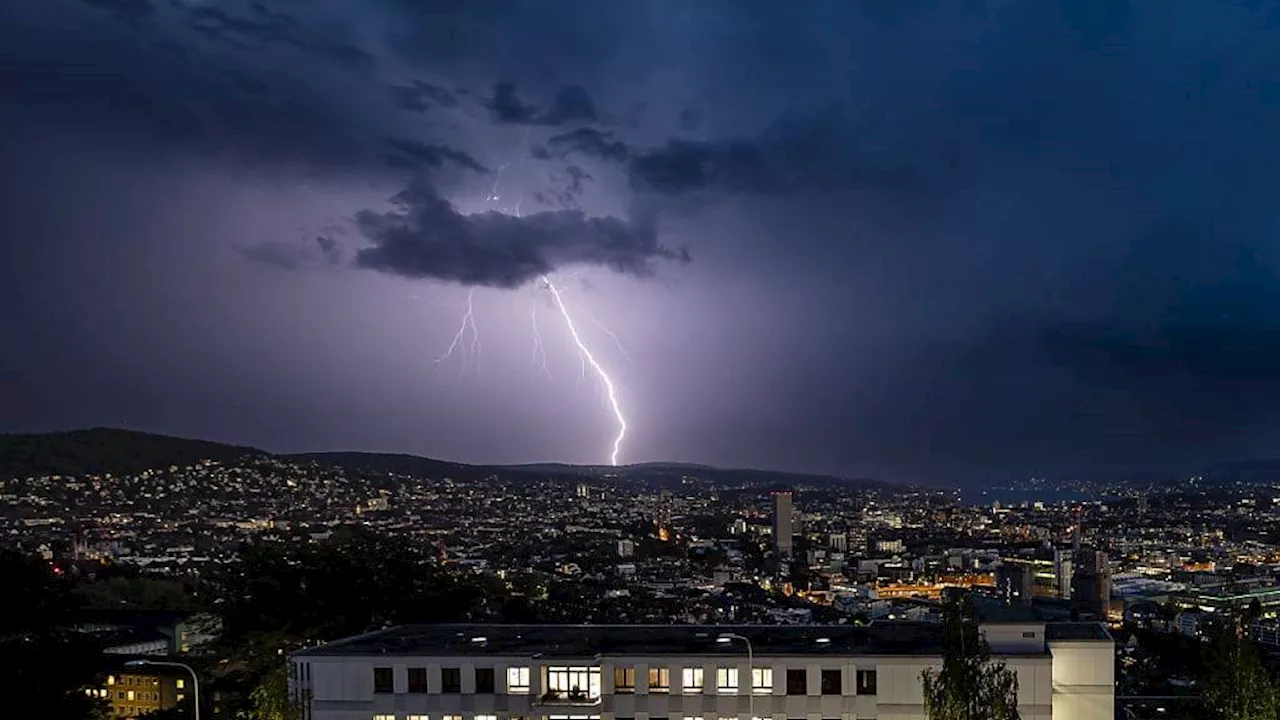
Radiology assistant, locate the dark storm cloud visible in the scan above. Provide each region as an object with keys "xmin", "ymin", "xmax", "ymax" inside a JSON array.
[
  {"xmin": 540, "ymin": 109, "xmax": 927, "ymax": 198},
  {"xmin": 353, "ymin": 178, "xmax": 688, "ymax": 288},
  {"xmin": 382, "ymin": 139, "xmax": 489, "ymax": 173},
  {"xmin": 486, "ymin": 82, "xmax": 600, "ymax": 126},
  {"xmin": 315, "ymin": 235, "xmax": 342, "ymax": 264},
  {"xmin": 14, "ymin": 0, "xmax": 1280, "ymax": 480},
  {"xmin": 389, "ymin": 80, "xmax": 459, "ymax": 111},
  {"xmin": 537, "ymin": 129, "xmax": 632, "ymax": 163},
  {"xmin": 180, "ymin": 2, "xmax": 374, "ymax": 73}
]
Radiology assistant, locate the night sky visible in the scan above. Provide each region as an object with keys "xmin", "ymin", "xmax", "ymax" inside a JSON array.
[{"xmin": 4, "ymin": 0, "xmax": 1280, "ymax": 483}]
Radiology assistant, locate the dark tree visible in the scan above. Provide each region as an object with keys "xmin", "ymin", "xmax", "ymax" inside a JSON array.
[
  {"xmin": 1203, "ymin": 617, "xmax": 1278, "ymax": 720},
  {"xmin": 921, "ymin": 596, "xmax": 1021, "ymax": 720},
  {"xmin": 1, "ymin": 551, "xmax": 108, "ymax": 719}
]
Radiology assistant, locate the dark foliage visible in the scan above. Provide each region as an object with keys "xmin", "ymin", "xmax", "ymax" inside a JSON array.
[
  {"xmin": 1, "ymin": 550, "xmax": 108, "ymax": 719},
  {"xmin": 0, "ymin": 428, "xmax": 262, "ymax": 478}
]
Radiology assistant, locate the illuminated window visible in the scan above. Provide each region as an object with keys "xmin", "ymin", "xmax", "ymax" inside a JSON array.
[
  {"xmin": 127, "ymin": 690, "xmax": 136, "ymax": 701},
  {"xmin": 682, "ymin": 667, "xmax": 704, "ymax": 693},
  {"xmin": 613, "ymin": 667, "xmax": 635, "ymax": 692},
  {"xmin": 647, "ymin": 667, "xmax": 670, "ymax": 692},
  {"xmin": 546, "ymin": 666, "xmax": 601, "ymax": 700},
  {"xmin": 107, "ymin": 675, "xmax": 116, "ymax": 686},
  {"xmin": 177, "ymin": 694, "xmax": 185, "ymax": 702},
  {"xmin": 373, "ymin": 715, "xmax": 397, "ymax": 720},
  {"xmin": 176, "ymin": 679, "xmax": 185, "ymax": 689},
  {"xmin": 752, "ymin": 668, "xmax": 773, "ymax": 694},
  {"xmin": 406, "ymin": 716, "xmax": 429, "ymax": 720},
  {"xmin": 507, "ymin": 666, "xmax": 530, "ymax": 693},
  {"xmin": 443, "ymin": 715, "xmax": 464, "ymax": 720},
  {"xmin": 716, "ymin": 668, "xmax": 738, "ymax": 694},
  {"xmin": 476, "ymin": 715, "xmax": 497, "ymax": 720}
]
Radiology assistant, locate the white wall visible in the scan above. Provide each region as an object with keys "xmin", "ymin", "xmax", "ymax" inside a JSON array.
[{"xmin": 1048, "ymin": 640, "xmax": 1115, "ymax": 720}]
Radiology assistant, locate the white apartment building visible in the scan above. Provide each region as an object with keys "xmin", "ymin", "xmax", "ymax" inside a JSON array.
[{"xmin": 290, "ymin": 623, "xmax": 1113, "ymax": 720}]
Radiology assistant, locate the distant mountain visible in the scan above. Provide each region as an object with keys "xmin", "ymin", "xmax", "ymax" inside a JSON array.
[
  {"xmin": 286, "ymin": 451, "xmax": 516, "ymax": 481},
  {"xmin": 1, "ymin": 428, "xmax": 891, "ymax": 489},
  {"xmin": 0, "ymin": 428, "xmax": 263, "ymax": 478}
]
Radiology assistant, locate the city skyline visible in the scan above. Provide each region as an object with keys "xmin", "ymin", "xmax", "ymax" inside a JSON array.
[{"xmin": 6, "ymin": 2, "xmax": 1280, "ymax": 483}]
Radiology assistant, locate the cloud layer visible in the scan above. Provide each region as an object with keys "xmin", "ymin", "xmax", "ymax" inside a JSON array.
[{"xmin": 354, "ymin": 179, "xmax": 687, "ymax": 288}]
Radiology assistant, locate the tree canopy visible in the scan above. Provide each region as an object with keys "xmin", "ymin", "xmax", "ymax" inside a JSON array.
[{"xmin": 921, "ymin": 596, "xmax": 1021, "ymax": 720}]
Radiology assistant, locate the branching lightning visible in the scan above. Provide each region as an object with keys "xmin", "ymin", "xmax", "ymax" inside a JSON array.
[
  {"xmin": 429, "ymin": 126, "xmax": 631, "ymax": 465},
  {"xmin": 530, "ymin": 302, "xmax": 550, "ymax": 377},
  {"xmin": 573, "ymin": 302, "xmax": 633, "ymax": 364},
  {"xmin": 543, "ymin": 275, "xmax": 628, "ymax": 466},
  {"xmin": 435, "ymin": 287, "xmax": 481, "ymax": 370}
]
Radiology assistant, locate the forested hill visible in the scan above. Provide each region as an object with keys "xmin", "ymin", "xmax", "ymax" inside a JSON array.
[{"xmin": 0, "ymin": 428, "xmax": 263, "ymax": 478}]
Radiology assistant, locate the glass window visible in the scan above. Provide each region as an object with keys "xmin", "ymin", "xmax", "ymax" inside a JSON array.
[
  {"xmin": 546, "ymin": 666, "xmax": 602, "ymax": 700},
  {"xmin": 443, "ymin": 715, "xmax": 463, "ymax": 720},
  {"xmin": 682, "ymin": 667, "xmax": 704, "ymax": 693},
  {"xmin": 374, "ymin": 715, "xmax": 397, "ymax": 720},
  {"xmin": 614, "ymin": 667, "xmax": 635, "ymax": 692},
  {"xmin": 785, "ymin": 669, "xmax": 806, "ymax": 695},
  {"xmin": 127, "ymin": 691, "xmax": 136, "ymax": 701},
  {"xmin": 820, "ymin": 669, "xmax": 841, "ymax": 695},
  {"xmin": 648, "ymin": 666, "xmax": 669, "ymax": 692},
  {"xmin": 752, "ymin": 667, "xmax": 772, "ymax": 694},
  {"xmin": 408, "ymin": 668, "xmax": 429, "ymax": 694},
  {"xmin": 716, "ymin": 668, "xmax": 738, "ymax": 694},
  {"xmin": 507, "ymin": 667, "xmax": 531, "ymax": 693},
  {"xmin": 476, "ymin": 668, "xmax": 496, "ymax": 694},
  {"xmin": 374, "ymin": 667, "xmax": 394, "ymax": 694},
  {"xmin": 442, "ymin": 668, "xmax": 462, "ymax": 694},
  {"xmin": 856, "ymin": 670, "xmax": 877, "ymax": 695},
  {"xmin": 176, "ymin": 679, "xmax": 185, "ymax": 689},
  {"xmin": 406, "ymin": 716, "xmax": 429, "ymax": 720},
  {"xmin": 476, "ymin": 715, "xmax": 497, "ymax": 720}
]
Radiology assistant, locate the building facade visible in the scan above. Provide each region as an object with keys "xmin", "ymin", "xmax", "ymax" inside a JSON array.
[
  {"xmin": 291, "ymin": 623, "xmax": 1113, "ymax": 720},
  {"xmin": 772, "ymin": 492, "xmax": 793, "ymax": 558},
  {"xmin": 91, "ymin": 670, "xmax": 188, "ymax": 718}
]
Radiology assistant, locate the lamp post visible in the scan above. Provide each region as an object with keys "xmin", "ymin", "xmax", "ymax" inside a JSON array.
[
  {"xmin": 125, "ymin": 660, "xmax": 200, "ymax": 720},
  {"xmin": 717, "ymin": 633, "xmax": 754, "ymax": 720}
]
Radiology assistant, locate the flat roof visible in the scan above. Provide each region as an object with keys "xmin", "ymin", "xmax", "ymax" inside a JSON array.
[
  {"xmin": 1045, "ymin": 622, "xmax": 1112, "ymax": 641},
  {"xmin": 295, "ymin": 622, "xmax": 1097, "ymax": 659}
]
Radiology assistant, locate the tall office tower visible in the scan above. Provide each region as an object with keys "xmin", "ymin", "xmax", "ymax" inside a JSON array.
[
  {"xmin": 773, "ymin": 491, "xmax": 794, "ymax": 557},
  {"xmin": 996, "ymin": 559, "xmax": 1036, "ymax": 605},
  {"xmin": 1072, "ymin": 549, "xmax": 1111, "ymax": 619},
  {"xmin": 1054, "ymin": 549, "xmax": 1074, "ymax": 599}
]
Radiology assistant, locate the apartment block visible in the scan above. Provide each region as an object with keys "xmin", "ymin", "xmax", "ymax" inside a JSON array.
[{"xmin": 290, "ymin": 623, "xmax": 1112, "ymax": 720}]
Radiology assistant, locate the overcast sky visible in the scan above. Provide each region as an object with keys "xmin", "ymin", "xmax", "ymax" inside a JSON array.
[{"xmin": 3, "ymin": 0, "xmax": 1280, "ymax": 484}]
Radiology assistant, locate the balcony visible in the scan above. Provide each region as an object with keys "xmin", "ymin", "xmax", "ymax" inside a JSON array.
[{"xmin": 536, "ymin": 689, "xmax": 602, "ymax": 707}]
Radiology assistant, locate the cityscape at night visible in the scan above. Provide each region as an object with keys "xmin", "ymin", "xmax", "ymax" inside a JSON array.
[{"xmin": 8, "ymin": 1, "xmax": 1280, "ymax": 719}]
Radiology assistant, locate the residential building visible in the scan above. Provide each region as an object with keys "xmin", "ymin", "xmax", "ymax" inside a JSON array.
[{"xmin": 290, "ymin": 623, "xmax": 1113, "ymax": 720}]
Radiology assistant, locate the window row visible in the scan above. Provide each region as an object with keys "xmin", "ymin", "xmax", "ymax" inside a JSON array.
[{"xmin": 374, "ymin": 666, "xmax": 877, "ymax": 697}]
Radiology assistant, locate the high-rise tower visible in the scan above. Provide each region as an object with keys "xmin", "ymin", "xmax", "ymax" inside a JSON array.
[{"xmin": 773, "ymin": 491, "xmax": 794, "ymax": 557}]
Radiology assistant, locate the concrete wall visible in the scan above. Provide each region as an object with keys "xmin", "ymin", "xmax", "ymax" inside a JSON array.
[
  {"xmin": 299, "ymin": 647, "xmax": 1106, "ymax": 720},
  {"xmin": 1047, "ymin": 640, "xmax": 1115, "ymax": 720}
]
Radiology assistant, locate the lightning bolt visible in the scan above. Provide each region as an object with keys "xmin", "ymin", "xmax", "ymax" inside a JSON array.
[
  {"xmin": 530, "ymin": 301, "xmax": 550, "ymax": 377},
  {"xmin": 435, "ymin": 287, "xmax": 481, "ymax": 370},
  {"xmin": 544, "ymin": 275, "xmax": 627, "ymax": 466},
  {"xmin": 572, "ymin": 302, "xmax": 633, "ymax": 364}
]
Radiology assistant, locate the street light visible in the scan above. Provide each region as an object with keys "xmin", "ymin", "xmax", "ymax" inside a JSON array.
[
  {"xmin": 716, "ymin": 633, "xmax": 754, "ymax": 720},
  {"xmin": 124, "ymin": 660, "xmax": 200, "ymax": 720}
]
